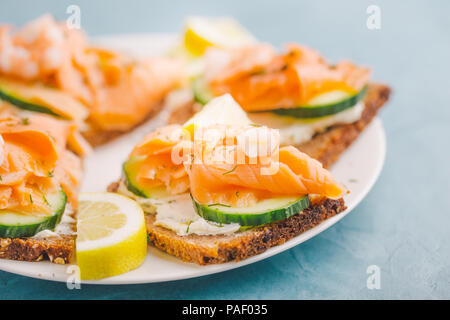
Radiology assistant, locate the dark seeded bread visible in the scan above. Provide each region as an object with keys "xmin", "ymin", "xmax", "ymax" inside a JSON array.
[
  {"xmin": 108, "ymin": 178, "xmax": 346, "ymax": 265},
  {"xmin": 0, "ymin": 235, "xmax": 75, "ymax": 264},
  {"xmin": 168, "ymin": 83, "xmax": 391, "ymax": 168},
  {"xmin": 146, "ymin": 198, "xmax": 345, "ymax": 265}
]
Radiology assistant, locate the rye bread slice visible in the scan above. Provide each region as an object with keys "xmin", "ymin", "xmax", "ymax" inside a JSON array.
[
  {"xmin": 108, "ymin": 179, "xmax": 346, "ymax": 265},
  {"xmin": 146, "ymin": 198, "xmax": 345, "ymax": 265},
  {"xmin": 168, "ymin": 83, "xmax": 391, "ymax": 168},
  {"xmin": 0, "ymin": 235, "xmax": 75, "ymax": 264}
]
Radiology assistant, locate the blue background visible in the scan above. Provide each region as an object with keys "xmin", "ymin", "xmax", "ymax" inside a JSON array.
[{"xmin": 0, "ymin": 0, "xmax": 449, "ymax": 299}]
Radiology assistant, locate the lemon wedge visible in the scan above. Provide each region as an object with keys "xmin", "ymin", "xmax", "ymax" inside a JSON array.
[
  {"xmin": 76, "ymin": 192, "xmax": 147, "ymax": 280},
  {"xmin": 183, "ymin": 94, "xmax": 252, "ymax": 136},
  {"xmin": 183, "ymin": 16, "xmax": 255, "ymax": 56}
]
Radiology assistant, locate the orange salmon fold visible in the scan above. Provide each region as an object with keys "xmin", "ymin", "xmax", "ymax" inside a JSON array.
[
  {"xmin": 0, "ymin": 103, "xmax": 86, "ymax": 214},
  {"xmin": 128, "ymin": 124, "xmax": 345, "ymax": 206},
  {"xmin": 187, "ymin": 146, "xmax": 345, "ymax": 206},
  {"xmin": 130, "ymin": 125, "xmax": 190, "ymax": 195},
  {"xmin": 0, "ymin": 15, "xmax": 183, "ymax": 131},
  {"xmin": 204, "ymin": 43, "xmax": 370, "ymax": 111}
]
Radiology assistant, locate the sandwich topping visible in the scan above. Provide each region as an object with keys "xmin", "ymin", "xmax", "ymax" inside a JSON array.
[
  {"xmin": 0, "ymin": 102, "xmax": 86, "ymax": 238},
  {"xmin": 193, "ymin": 43, "xmax": 371, "ymax": 145},
  {"xmin": 120, "ymin": 95, "xmax": 346, "ymax": 236},
  {"xmin": 0, "ymin": 15, "xmax": 182, "ymax": 131}
]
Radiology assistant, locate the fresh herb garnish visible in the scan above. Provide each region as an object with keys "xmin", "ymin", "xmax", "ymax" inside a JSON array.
[
  {"xmin": 48, "ymin": 170, "xmax": 54, "ymax": 177},
  {"xmin": 189, "ymin": 153, "xmax": 195, "ymax": 169},
  {"xmin": 21, "ymin": 118, "xmax": 29, "ymax": 125},
  {"xmin": 235, "ymin": 191, "xmax": 239, "ymax": 198},
  {"xmin": 43, "ymin": 195, "xmax": 50, "ymax": 206},
  {"xmin": 222, "ymin": 165, "xmax": 237, "ymax": 175},
  {"xmin": 250, "ymin": 68, "xmax": 266, "ymax": 76},
  {"xmin": 29, "ymin": 194, "xmax": 33, "ymax": 204},
  {"xmin": 186, "ymin": 220, "xmax": 193, "ymax": 233}
]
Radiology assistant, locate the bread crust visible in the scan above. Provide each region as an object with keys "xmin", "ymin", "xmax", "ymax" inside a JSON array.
[
  {"xmin": 146, "ymin": 198, "xmax": 345, "ymax": 265},
  {"xmin": 0, "ymin": 235, "xmax": 75, "ymax": 264},
  {"xmin": 168, "ymin": 83, "xmax": 391, "ymax": 168}
]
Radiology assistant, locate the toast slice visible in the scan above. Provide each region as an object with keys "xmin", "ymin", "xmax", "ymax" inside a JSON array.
[
  {"xmin": 108, "ymin": 179, "xmax": 345, "ymax": 265},
  {"xmin": 147, "ymin": 198, "xmax": 345, "ymax": 265},
  {"xmin": 0, "ymin": 235, "xmax": 75, "ymax": 264},
  {"xmin": 168, "ymin": 83, "xmax": 391, "ymax": 168}
]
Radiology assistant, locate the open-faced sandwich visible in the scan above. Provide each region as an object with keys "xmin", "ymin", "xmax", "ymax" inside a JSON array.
[
  {"xmin": 0, "ymin": 101, "xmax": 89, "ymax": 264},
  {"xmin": 0, "ymin": 15, "xmax": 182, "ymax": 146},
  {"xmin": 169, "ymin": 42, "xmax": 391, "ymax": 167},
  {"xmin": 109, "ymin": 95, "xmax": 347, "ymax": 265}
]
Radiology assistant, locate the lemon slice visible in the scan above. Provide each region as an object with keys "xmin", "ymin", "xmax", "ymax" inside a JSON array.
[
  {"xmin": 76, "ymin": 192, "xmax": 147, "ymax": 280},
  {"xmin": 183, "ymin": 94, "xmax": 252, "ymax": 136},
  {"xmin": 183, "ymin": 16, "xmax": 255, "ymax": 56}
]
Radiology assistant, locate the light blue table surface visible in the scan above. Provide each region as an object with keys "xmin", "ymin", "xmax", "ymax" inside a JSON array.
[{"xmin": 0, "ymin": 0, "xmax": 449, "ymax": 300}]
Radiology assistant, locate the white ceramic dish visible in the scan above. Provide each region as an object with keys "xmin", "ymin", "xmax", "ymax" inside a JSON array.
[{"xmin": 0, "ymin": 35, "xmax": 386, "ymax": 285}]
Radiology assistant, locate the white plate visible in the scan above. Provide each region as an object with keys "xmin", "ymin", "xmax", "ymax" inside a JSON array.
[{"xmin": 0, "ymin": 35, "xmax": 386, "ymax": 285}]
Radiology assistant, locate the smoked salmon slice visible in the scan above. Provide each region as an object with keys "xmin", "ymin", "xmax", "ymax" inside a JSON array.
[
  {"xmin": 0, "ymin": 102, "xmax": 86, "ymax": 213},
  {"xmin": 204, "ymin": 43, "xmax": 370, "ymax": 111},
  {"xmin": 0, "ymin": 15, "xmax": 182, "ymax": 132},
  {"xmin": 127, "ymin": 122, "xmax": 345, "ymax": 206},
  {"xmin": 187, "ymin": 128, "xmax": 346, "ymax": 206},
  {"xmin": 130, "ymin": 125, "xmax": 190, "ymax": 195}
]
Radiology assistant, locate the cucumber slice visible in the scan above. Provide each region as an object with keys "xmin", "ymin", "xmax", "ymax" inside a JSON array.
[
  {"xmin": 0, "ymin": 77, "xmax": 89, "ymax": 121},
  {"xmin": 0, "ymin": 81, "xmax": 61, "ymax": 117},
  {"xmin": 123, "ymin": 156, "xmax": 171, "ymax": 199},
  {"xmin": 192, "ymin": 195, "xmax": 310, "ymax": 226},
  {"xmin": 268, "ymin": 86, "xmax": 367, "ymax": 118},
  {"xmin": 191, "ymin": 77, "xmax": 367, "ymax": 118},
  {"xmin": 0, "ymin": 189, "xmax": 67, "ymax": 238},
  {"xmin": 192, "ymin": 77, "xmax": 214, "ymax": 105}
]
